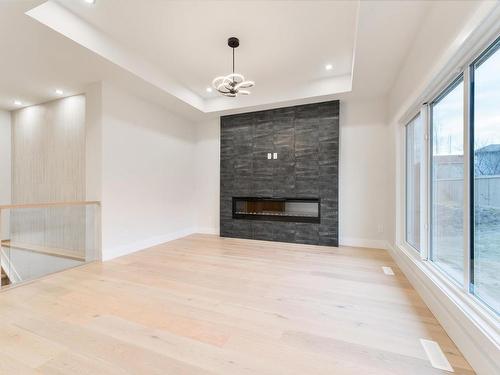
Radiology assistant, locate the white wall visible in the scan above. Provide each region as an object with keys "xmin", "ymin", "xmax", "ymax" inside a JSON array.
[
  {"xmin": 193, "ymin": 117, "xmax": 219, "ymax": 234},
  {"xmin": 192, "ymin": 96, "xmax": 394, "ymax": 248},
  {"xmin": 339, "ymin": 96, "xmax": 393, "ymax": 249},
  {"xmin": 389, "ymin": 0, "xmax": 495, "ymax": 122},
  {"xmin": 100, "ymin": 83, "xmax": 197, "ymax": 260},
  {"xmin": 0, "ymin": 109, "xmax": 11, "ymax": 238}
]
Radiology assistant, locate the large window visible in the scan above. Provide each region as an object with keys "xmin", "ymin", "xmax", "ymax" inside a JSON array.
[
  {"xmin": 406, "ymin": 115, "xmax": 422, "ymax": 251},
  {"xmin": 430, "ymin": 77, "xmax": 465, "ymax": 285},
  {"xmin": 471, "ymin": 37, "xmax": 500, "ymax": 313},
  {"xmin": 405, "ymin": 36, "xmax": 500, "ymax": 316}
]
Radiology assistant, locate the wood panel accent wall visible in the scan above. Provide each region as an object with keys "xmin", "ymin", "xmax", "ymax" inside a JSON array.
[
  {"xmin": 220, "ymin": 100, "xmax": 339, "ymax": 246},
  {"xmin": 10, "ymin": 95, "xmax": 86, "ymax": 253}
]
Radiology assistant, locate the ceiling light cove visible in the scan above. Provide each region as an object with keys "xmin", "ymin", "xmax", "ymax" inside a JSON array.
[
  {"xmin": 14, "ymin": 100, "xmax": 22, "ymax": 106},
  {"xmin": 84, "ymin": 0, "xmax": 96, "ymax": 4},
  {"xmin": 25, "ymin": 1, "xmax": 356, "ymax": 113},
  {"xmin": 206, "ymin": 87, "xmax": 213, "ymax": 93},
  {"xmin": 55, "ymin": 89, "xmax": 64, "ymax": 95},
  {"xmin": 325, "ymin": 64, "xmax": 333, "ymax": 71},
  {"xmin": 212, "ymin": 37, "xmax": 254, "ymax": 97}
]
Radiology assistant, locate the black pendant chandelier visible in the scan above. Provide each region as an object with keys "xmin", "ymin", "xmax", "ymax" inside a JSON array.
[{"xmin": 212, "ymin": 37, "xmax": 255, "ymax": 97}]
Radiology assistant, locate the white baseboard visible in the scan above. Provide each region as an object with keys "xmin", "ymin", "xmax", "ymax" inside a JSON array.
[
  {"xmin": 196, "ymin": 227, "xmax": 219, "ymax": 235},
  {"xmin": 388, "ymin": 244, "xmax": 500, "ymax": 375},
  {"xmin": 102, "ymin": 232, "xmax": 389, "ymax": 259},
  {"xmin": 191, "ymin": 233, "xmax": 389, "ymax": 249},
  {"xmin": 102, "ymin": 227, "xmax": 196, "ymax": 261},
  {"xmin": 339, "ymin": 237, "xmax": 390, "ymax": 250},
  {"xmin": 184, "ymin": 234, "xmax": 390, "ymax": 249}
]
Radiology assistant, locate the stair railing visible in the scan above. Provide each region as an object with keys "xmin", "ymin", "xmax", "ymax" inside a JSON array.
[{"xmin": 0, "ymin": 201, "xmax": 101, "ymax": 289}]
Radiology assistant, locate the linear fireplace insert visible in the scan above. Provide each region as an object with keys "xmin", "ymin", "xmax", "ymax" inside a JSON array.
[{"xmin": 232, "ymin": 197, "xmax": 320, "ymax": 223}]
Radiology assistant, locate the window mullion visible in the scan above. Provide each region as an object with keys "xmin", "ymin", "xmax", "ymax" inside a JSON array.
[
  {"xmin": 463, "ymin": 67, "xmax": 472, "ymax": 292},
  {"xmin": 421, "ymin": 104, "xmax": 430, "ymax": 261}
]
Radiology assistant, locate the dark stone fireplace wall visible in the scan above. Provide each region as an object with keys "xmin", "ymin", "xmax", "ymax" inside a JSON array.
[{"xmin": 220, "ymin": 100, "xmax": 339, "ymax": 246}]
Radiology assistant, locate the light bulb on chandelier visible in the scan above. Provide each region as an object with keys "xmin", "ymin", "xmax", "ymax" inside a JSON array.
[{"xmin": 212, "ymin": 37, "xmax": 254, "ymax": 97}]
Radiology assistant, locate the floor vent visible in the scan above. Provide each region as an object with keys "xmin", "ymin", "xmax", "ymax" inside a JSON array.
[
  {"xmin": 382, "ymin": 266, "xmax": 395, "ymax": 275},
  {"xmin": 420, "ymin": 339, "xmax": 454, "ymax": 372}
]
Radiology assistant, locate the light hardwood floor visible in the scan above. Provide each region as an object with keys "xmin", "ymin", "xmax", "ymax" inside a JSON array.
[{"xmin": 0, "ymin": 234, "xmax": 474, "ymax": 374}]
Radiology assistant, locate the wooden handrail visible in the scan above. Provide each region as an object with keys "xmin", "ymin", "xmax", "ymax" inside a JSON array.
[
  {"xmin": 1, "ymin": 240, "xmax": 85, "ymax": 261},
  {"xmin": 0, "ymin": 201, "xmax": 100, "ymax": 210}
]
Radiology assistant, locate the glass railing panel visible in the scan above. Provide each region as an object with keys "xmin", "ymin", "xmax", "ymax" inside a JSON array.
[{"xmin": 0, "ymin": 201, "xmax": 100, "ymax": 288}]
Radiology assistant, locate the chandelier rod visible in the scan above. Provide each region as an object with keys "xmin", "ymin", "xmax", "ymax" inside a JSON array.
[{"xmin": 212, "ymin": 37, "xmax": 253, "ymax": 97}]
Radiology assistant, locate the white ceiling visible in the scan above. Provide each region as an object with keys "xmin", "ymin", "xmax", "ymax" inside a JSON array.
[
  {"xmin": 58, "ymin": 0, "xmax": 357, "ymax": 98},
  {"xmin": 352, "ymin": 0, "xmax": 431, "ymax": 96},
  {"xmin": 0, "ymin": 0, "xmax": 106, "ymax": 111},
  {"xmin": 0, "ymin": 0, "xmax": 198, "ymax": 115},
  {"xmin": 0, "ymin": 0, "xmax": 436, "ymax": 117}
]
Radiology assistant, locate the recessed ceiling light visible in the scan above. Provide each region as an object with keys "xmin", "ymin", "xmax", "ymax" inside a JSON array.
[
  {"xmin": 14, "ymin": 100, "xmax": 22, "ymax": 106},
  {"xmin": 325, "ymin": 64, "xmax": 333, "ymax": 71},
  {"xmin": 84, "ymin": 0, "xmax": 96, "ymax": 4},
  {"xmin": 55, "ymin": 89, "xmax": 64, "ymax": 95},
  {"xmin": 206, "ymin": 87, "xmax": 213, "ymax": 93}
]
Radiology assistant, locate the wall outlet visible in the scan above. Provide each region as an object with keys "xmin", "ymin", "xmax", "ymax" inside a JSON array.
[
  {"xmin": 273, "ymin": 152, "xmax": 277, "ymax": 159},
  {"xmin": 267, "ymin": 153, "xmax": 272, "ymax": 159}
]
